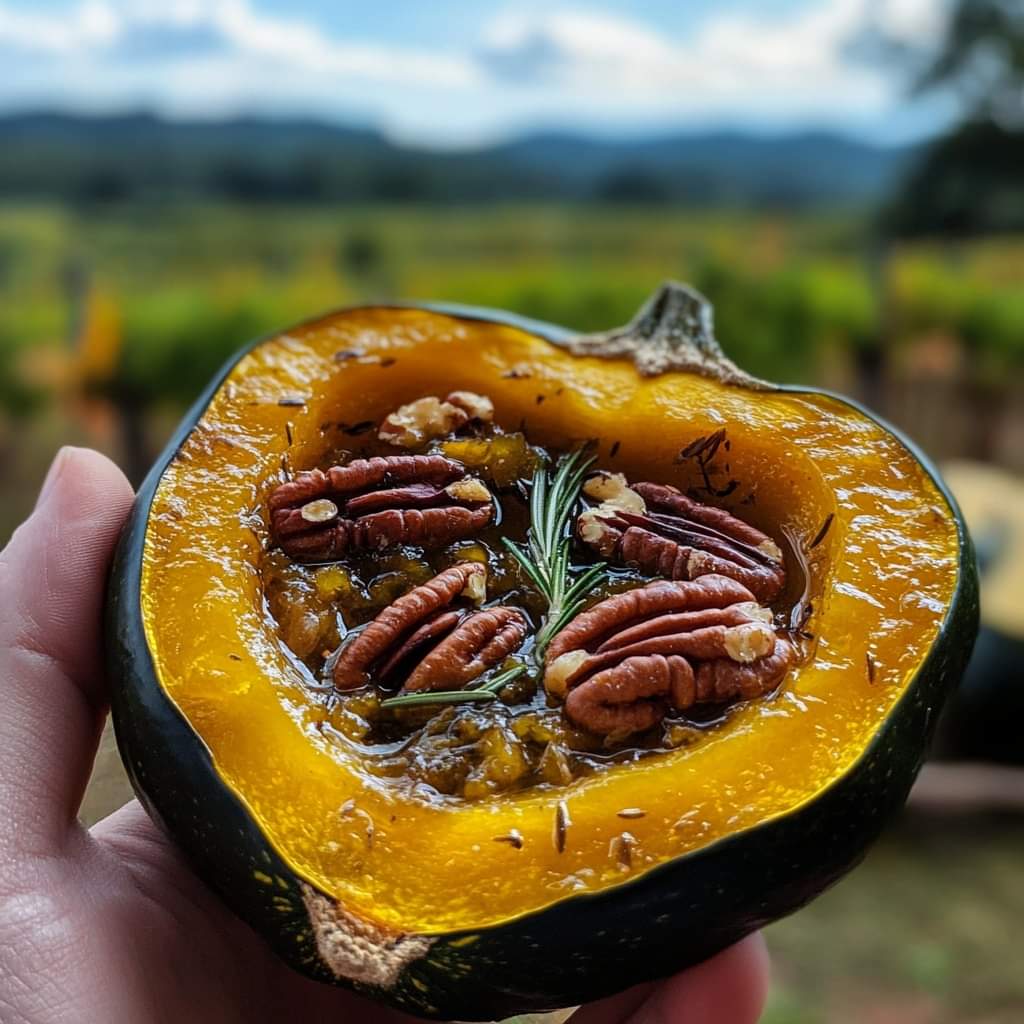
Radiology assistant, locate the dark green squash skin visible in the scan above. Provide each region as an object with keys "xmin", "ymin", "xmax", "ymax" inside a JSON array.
[{"xmin": 106, "ymin": 296, "xmax": 979, "ymax": 1021}]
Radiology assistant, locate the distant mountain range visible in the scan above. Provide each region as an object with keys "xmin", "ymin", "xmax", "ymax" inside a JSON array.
[{"xmin": 0, "ymin": 112, "xmax": 919, "ymax": 206}]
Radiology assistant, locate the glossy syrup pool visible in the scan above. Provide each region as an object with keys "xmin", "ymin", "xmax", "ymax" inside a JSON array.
[{"xmin": 259, "ymin": 422, "xmax": 805, "ymax": 801}]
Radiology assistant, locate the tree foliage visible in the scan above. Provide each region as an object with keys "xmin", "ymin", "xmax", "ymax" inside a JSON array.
[
  {"xmin": 915, "ymin": 0, "xmax": 1024, "ymax": 125},
  {"xmin": 887, "ymin": 0, "xmax": 1024, "ymax": 236}
]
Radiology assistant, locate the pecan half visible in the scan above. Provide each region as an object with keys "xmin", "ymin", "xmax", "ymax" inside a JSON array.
[
  {"xmin": 269, "ymin": 455, "xmax": 493, "ymax": 562},
  {"xmin": 332, "ymin": 562, "xmax": 527, "ymax": 692},
  {"xmin": 379, "ymin": 391, "xmax": 494, "ymax": 448},
  {"xmin": 577, "ymin": 475, "xmax": 785, "ymax": 603},
  {"xmin": 544, "ymin": 573, "xmax": 794, "ymax": 737},
  {"xmin": 404, "ymin": 607, "xmax": 528, "ymax": 692}
]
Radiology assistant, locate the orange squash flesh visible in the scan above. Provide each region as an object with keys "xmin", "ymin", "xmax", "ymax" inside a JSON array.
[{"xmin": 140, "ymin": 307, "xmax": 959, "ymax": 934}]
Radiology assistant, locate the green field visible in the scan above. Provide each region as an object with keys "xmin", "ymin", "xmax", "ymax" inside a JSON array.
[{"xmin": 2, "ymin": 201, "xmax": 1022, "ymax": 390}]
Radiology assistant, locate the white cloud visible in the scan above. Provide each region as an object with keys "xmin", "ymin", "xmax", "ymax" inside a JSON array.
[
  {"xmin": 477, "ymin": 0, "xmax": 945, "ymax": 119},
  {"xmin": 0, "ymin": 0, "xmax": 948, "ymax": 142},
  {"xmin": 0, "ymin": 1, "xmax": 118, "ymax": 53},
  {"xmin": 482, "ymin": 10, "xmax": 676, "ymax": 87},
  {"xmin": 869, "ymin": 0, "xmax": 946, "ymax": 43},
  {"xmin": 0, "ymin": 0, "xmax": 477, "ymax": 88}
]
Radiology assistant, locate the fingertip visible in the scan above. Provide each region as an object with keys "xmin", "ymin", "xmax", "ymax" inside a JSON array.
[
  {"xmin": 41, "ymin": 446, "xmax": 134, "ymax": 516},
  {"xmin": 568, "ymin": 933, "xmax": 770, "ymax": 1024},
  {"xmin": 638, "ymin": 933, "xmax": 770, "ymax": 1024},
  {"xmin": 34, "ymin": 446, "xmax": 134, "ymax": 564},
  {"xmin": 3, "ymin": 446, "xmax": 134, "ymax": 695},
  {"xmin": 732, "ymin": 932, "xmax": 771, "ymax": 1015},
  {"xmin": 31, "ymin": 445, "xmax": 134, "ymax": 527},
  {"xmin": 36, "ymin": 445, "xmax": 71, "ymax": 506},
  {"xmin": 0, "ymin": 448, "xmax": 134, "ymax": 846}
]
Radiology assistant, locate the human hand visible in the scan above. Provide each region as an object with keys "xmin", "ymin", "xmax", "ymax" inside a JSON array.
[{"xmin": 0, "ymin": 446, "xmax": 769, "ymax": 1024}]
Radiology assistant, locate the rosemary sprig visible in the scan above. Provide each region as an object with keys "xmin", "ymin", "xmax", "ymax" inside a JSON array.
[
  {"xmin": 477, "ymin": 665, "xmax": 527, "ymax": 694},
  {"xmin": 380, "ymin": 450, "xmax": 602, "ymax": 707},
  {"xmin": 379, "ymin": 665, "xmax": 526, "ymax": 711},
  {"xmin": 502, "ymin": 450, "xmax": 607, "ymax": 657}
]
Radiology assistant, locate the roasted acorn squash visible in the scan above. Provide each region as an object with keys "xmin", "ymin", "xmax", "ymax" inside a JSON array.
[{"xmin": 107, "ymin": 283, "xmax": 978, "ymax": 1020}]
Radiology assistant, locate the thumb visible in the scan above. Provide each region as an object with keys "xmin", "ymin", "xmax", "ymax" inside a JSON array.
[
  {"xmin": 0, "ymin": 447, "xmax": 134, "ymax": 853},
  {"xmin": 569, "ymin": 934, "xmax": 769, "ymax": 1024}
]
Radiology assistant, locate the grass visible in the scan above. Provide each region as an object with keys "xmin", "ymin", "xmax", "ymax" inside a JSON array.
[{"xmin": 764, "ymin": 816, "xmax": 1024, "ymax": 1024}]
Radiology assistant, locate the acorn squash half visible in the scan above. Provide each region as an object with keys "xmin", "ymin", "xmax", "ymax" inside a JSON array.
[{"xmin": 106, "ymin": 283, "xmax": 978, "ymax": 1021}]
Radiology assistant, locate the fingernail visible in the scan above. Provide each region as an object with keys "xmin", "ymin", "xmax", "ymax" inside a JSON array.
[{"xmin": 37, "ymin": 447, "xmax": 72, "ymax": 507}]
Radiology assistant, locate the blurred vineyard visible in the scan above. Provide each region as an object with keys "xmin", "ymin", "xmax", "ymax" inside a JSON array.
[{"xmin": 1, "ymin": 200, "xmax": 1022, "ymax": 544}]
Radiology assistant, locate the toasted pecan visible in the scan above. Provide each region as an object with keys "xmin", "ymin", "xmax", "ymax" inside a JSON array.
[
  {"xmin": 578, "ymin": 477, "xmax": 785, "ymax": 603},
  {"xmin": 333, "ymin": 562, "xmax": 485, "ymax": 690},
  {"xmin": 269, "ymin": 455, "xmax": 493, "ymax": 562},
  {"xmin": 332, "ymin": 563, "xmax": 527, "ymax": 694},
  {"xmin": 404, "ymin": 606, "xmax": 528, "ymax": 692},
  {"xmin": 544, "ymin": 574, "xmax": 794, "ymax": 736}
]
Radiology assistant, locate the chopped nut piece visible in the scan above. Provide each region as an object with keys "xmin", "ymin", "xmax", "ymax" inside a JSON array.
[
  {"xmin": 544, "ymin": 650, "xmax": 589, "ymax": 700},
  {"xmin": 379, "ymin": 397, "xmax": 462, "ymax": 448},
  {"xmin": 300, "ymin": 498, "xmax": 339, "ymax": 523},
  {"xmin": 445, "ymin": 390, "xmax": 494, "ymax": 423},
  {"xmin": 583, "ymin": 472, "xmax": 646, "ymax": 513},
  {"xmin": 577, "ymin": 509, "xmax": 620, "ymax": 554},
  {"xmin": 723, "ymin": 621, "xmax": 775, "ymax": 663},
  {"xmin": 378, "ymin": 390, "xmax": 494, "ymax": 448},
  {"xmin": 462, "ymin": 564, "xmax": 487, "ymax": 604},
  {"xmin": 445, "ymin": 478, "xmax": 492, "ymax": 504}
]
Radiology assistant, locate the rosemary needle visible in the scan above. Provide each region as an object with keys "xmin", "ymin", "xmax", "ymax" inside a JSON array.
[{"xmin": 380, "ymin": 665, "xmax": 527, "ymax": 711}]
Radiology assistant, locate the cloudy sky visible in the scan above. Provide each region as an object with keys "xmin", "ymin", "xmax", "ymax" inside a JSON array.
[{"xmin": 0, "ymin": 0, "xmax": 952, "ymax": 145}]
